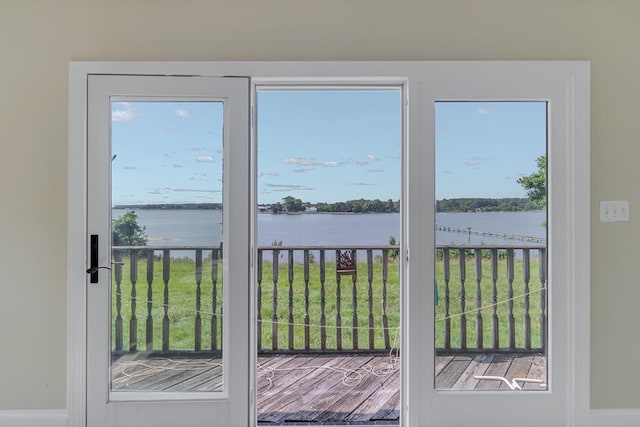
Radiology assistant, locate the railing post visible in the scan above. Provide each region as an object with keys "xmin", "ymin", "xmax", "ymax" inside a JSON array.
[
  {"xmin": 491, "ymin": 249, "xmax": 499, "ymax": 349},
  {"xmin": 351, "ymin": 250, "xmax": 358, "ymax": 350},
  {"xmin": 382, "ymin": 250, "xmax": 390, "ymax": 349},
  {"xmin": 145, "ymin": 249, "xmax": 154, "ymax": 351},
  {"xmin": 458, "ymin": 249, "xmax": 467, "ymax": 350},
  {"xmin": 303, "ymin": 250, "xmax": 310, "ymax": 350},
  {"xmin": 272, "ymin": 249, "xmax": 279, "ymax": 351},
  {"xmin": 507, "ymin": 248, "xmax": 516, "ymax": 350},
  {"xmin": 162, "ymin": 249, "xmax": 170, "ymax": 352},
  {"xmin": 114, "ymin": 250, "xmax": 123, "ymax": 351},
  {"xmin": 211, "ymin": 247, "xmax": 219, "ymax": 351},
  {"xmin": 523, "ymin": 248, "xmax": 531, "ymax": 350},
  {"xmin": 195, "ymin": 249, "xmax": 203, "ymax": 352},
  {"xmin": 335, "ymin": 250, "xmax": 343, "ymax": 351},
  {"xmin": 129, "ymin": 251, "xmax": 138, "ymax": 352},
  {"xmin": 288, "ymin": 249, "xmax": 295, "ymax": 351},
  {"xmin": 539, "ymin": 247, "xmax": 547, "ymax": 351},
  {"xmin": 320, "ymin": 249, "xmax": 327, "ymax": 350},
  {"xmin": 474, "ymin": 249, "xmax": 483, "ymax": 350}
]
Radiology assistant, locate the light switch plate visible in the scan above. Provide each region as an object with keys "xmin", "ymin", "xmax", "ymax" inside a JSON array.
[{"xmin": 600, "ymin": 200, "xmax": 629, "ymax": 222}]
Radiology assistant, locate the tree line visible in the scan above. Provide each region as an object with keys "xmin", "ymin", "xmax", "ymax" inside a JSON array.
[
  {"xmin": 270, "ymin": 195, "xmax": 540, "ymax": 214},
  {"xmin": 270, "ymin": 196, "xmax": 400, "ymax": 214},
  {"xmin": 436, "ymin": 197, "xmax": 540, "ymax": 213}
]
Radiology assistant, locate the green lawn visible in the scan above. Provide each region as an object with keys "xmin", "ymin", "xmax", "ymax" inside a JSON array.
[{"xmin": 111, "ymin": 252, "xmax": 544, "ymax": 351}]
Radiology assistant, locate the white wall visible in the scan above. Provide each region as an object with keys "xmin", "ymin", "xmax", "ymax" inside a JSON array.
[{"xmin": 0, "ymin": 0, "xmax": 637, "ymax": 412}]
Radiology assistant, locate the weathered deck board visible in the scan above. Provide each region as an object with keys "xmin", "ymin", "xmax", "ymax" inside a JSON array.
[
  {"xmin": 260, "ymin": 355, "xmax": 377, "ymax": 424},
  {"xmin": 474, "ymin": 353, "xmax": 514, "ymax": 390},
  {"xmin": 500, "ymin": 353, "xmax": 536, "ymax": 390},
  {"xmin": 523, "ymin": 355, "xmax": 547, "ymax": 390},
  {"xmin": 110, "ymin": 352, "xmax": 546, "ymax": 424},
  {"xmin": 435, "ymin": 354, "xmax": 473, "ymax": 389},
  {"xmin": 345, "ymin": 363, "xmax": 401, "ymax": 422},
  {"xmin": 257, "ymin": 355, "xmax": 354, "ymax": 414},
  {"xmin": 450, "ymin": 353, "xmax": 495, "ymax": 390}
]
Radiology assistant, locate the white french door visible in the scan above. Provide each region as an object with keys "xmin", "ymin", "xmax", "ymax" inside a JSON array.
[
  {"xmin": 86, "ymin": 75, "xmax": 250, "ymax": 427},
  {"xmin": 405, "ymin": 65, "xmax": 586, "ymax": 426},
  {"xmin": 72, "ymin": 61, "xmax": 588, "ymax": 427}
]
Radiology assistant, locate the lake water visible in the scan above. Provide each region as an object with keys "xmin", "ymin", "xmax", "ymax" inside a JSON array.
[{"xmin": 112, "ymin": 209, "xmax": 546, "ymax": 248}]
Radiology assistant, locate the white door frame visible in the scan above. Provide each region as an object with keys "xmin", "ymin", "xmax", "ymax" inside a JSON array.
[{"xmin": 68, "ymin": 61, "xmax": 590, "ymax": 427}]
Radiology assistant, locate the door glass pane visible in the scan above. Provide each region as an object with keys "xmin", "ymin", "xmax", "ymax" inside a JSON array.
[
  {"xmin": 255, "ymin": 89, "xmax": 402, "ymax": 424},
  {"xmin": 434, "ymin": 101, "xmax": 548, "ymax": 391},
  {"xmin": 110, "ymin": 101, "xmax": 225, "ymax": 393}
]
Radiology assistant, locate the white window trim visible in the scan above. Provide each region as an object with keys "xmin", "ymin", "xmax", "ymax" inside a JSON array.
[{"xmin": 68, "ymin": 61, "xmax": 590, "ymax": 427}]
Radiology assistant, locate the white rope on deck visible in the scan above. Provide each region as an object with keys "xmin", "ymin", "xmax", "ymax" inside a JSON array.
[{"xmin": 473, "ymin": 375, "xmax": 545, "ymax": 390}]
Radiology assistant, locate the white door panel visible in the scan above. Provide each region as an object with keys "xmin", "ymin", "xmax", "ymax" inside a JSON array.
[{"xmin": 87, "ymin": 75, "xmax": 249, "ymax": 427}]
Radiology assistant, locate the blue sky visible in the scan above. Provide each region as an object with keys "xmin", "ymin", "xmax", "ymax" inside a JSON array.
[
  {"xmin": 435, "ymin": 101, "xmax": 546, "ymax": 200},
  {"xmin": 110, "ymin": 94, "xmax": 546, "ymax": 206}
]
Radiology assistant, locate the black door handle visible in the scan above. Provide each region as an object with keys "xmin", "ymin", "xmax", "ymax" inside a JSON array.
[{"xmin": 88, "ymin": 234, "xmax": 99, "ymax": 283}]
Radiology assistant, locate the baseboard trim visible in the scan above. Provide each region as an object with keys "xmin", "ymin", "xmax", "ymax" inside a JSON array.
[
  {"xmin": 0, "ymin": 410, "xmax": 67, "ymax": 427},
  {"xmin": 591, "ymin": 409, "xmax": 640, "ymax": 427},
  {"xmin": 3, "ymin": 408, "xmax": 640, "ymax": 426}
]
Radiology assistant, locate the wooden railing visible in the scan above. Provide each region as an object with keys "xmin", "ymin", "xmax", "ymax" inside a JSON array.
[
  {"xmin": 436, "ymin": 245, "xmax": 547, "ymax": 352},
  {"xmin": 257, "ymin": 246, "xmax": 398, "ymax": 352},
  {"xmin": 111, "ymin": 244, "xmax": 546, "ymax": 354},
  {"xmin": 112, "ymin": 246, "xmax": 224, "ymax": 353}
]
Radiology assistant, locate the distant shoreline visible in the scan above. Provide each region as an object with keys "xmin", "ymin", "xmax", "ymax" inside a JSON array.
[
  {"xmin": 114, "ymin": 197, "xmax": 541, "ymax": 214},
  {"xmin": 113, "ymin": 203, "xmax": 222, "ymax": 210}
]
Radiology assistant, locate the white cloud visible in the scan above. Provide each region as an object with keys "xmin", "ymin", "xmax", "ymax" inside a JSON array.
[
  {"xmin": 174, "ymin": 188, "xmax": 221, "ymax": 193},
  {"xmin": 477, "ymin": 107, "xmax": 490, "ymax": 115},
  {"xmin": 267, "ymin": 172, "xmax": 279, "ymax": 176},
  {"xmin": 196, "ymin": 156, "xmax": 215, "ymax": 163},
  {"xmin": 123, "ymin": 166, "xmax": 137, "ymax": 170},
  {"xmin": 176, "ymin": 109, "xmax": 189, "ymax": 118},
  {"xmin": 322, "ymin": 161, "xmax": 344, "ymax": 167},
  {"xmin": 442, "ymin": 170, "xmax": 453, "ymax": 174},
  {"xmin": 293, "ymin": 168, "xmax": 315, "ymax": 173},
  {"xmin": 355, "ymin": 161, "xmax": 369, "ymax": 166},
  {"xmin": 465, "ymin": 161, "xmax": 480, "ymax": 167},
  {"xmin": 367, "ymin": 154, "xmax": 379, "ymax": 161},
  {"xmin": 367, "ymin": 168, "xmax": 384, "ymax": 173},
  {"xmin": 283, "ymin": 157, "xmax": 317, "ymax": 166},
  {"xmin": 173, "ymin": 164, "xmax": 183, "ymax": 168},
  {"xmin": 112, "ymin": 104, "xmax": 140, "ymax": 122},
  {"xmin": 266, "ymin": 183, "xmax": 314, "ymax": 191},
  {"xmin": 351, "ymin": 182, "xmax": 373, "ymax": 186}
]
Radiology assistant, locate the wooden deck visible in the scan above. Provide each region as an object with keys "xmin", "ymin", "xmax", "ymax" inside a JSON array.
[{"xmin": 111, "ymin": 352, "xmax": 546, "ymax": 425}]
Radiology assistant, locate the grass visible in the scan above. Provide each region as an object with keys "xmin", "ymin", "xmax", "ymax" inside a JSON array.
[{"xmin": 111, "ymin": 251, "xmax": 544, "ymax": 352}]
